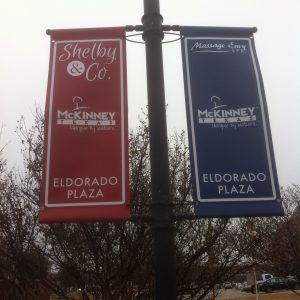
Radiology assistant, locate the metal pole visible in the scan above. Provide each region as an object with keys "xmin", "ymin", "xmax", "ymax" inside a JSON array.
[
  {"xmin": 142, "ymin": 0, "xmax": 177, "ymax": 299},
  {"xmin": 253, "ymin": 268, "xmax": 259, "ymax": 300}
]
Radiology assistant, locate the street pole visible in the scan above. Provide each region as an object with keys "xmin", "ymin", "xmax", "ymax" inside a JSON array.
[
  {"xmin": 253, "ymin": 268, "xmax": 259, "ymax": 300},
  {"xmin": 142, "ymin": 0, "xmax": 177, "ymax": 299}
]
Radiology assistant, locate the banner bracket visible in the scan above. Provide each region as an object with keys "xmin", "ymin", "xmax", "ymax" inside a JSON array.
[{"xmin": 125, "ymin": 24, "xmax": 180, "ymax": 32}]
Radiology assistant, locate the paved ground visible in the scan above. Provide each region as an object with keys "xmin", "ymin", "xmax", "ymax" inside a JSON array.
[
  {"xmin": 215, "ymin": 288, "xmax": 300, "ymax": 300},
  {"xmin": 215, "ymin": 289, "xmax": 254, "ymax": 299}
]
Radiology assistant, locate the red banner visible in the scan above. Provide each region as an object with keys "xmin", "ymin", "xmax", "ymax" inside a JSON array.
[{"xmin": 39, "ymin": 27, "xmax": 130, "ymax": 223}]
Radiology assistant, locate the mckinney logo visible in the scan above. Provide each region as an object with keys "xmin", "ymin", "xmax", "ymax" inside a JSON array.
[
  {"xmin": 57, "ymin": 96, "xmax": 116, "ymax": 126},
  {"xmin": 198, "ymin": 96, "xmax": 256, "ymax": 124}
]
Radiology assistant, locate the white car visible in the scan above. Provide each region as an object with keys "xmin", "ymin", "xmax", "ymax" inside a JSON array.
[{"xmin": 223, "ymin": 282, "xmax": 232, "ymax": 289}]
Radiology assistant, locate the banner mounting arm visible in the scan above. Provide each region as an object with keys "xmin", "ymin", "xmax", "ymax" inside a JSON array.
[{"xmin": 125, "ymin": 25, "xmax": 180, "ymax": 32}]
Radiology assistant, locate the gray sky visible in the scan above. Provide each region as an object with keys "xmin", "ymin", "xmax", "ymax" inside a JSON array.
[{"xmin": 0, "ymin": 0, "xmax": 299, "ymax": 187}]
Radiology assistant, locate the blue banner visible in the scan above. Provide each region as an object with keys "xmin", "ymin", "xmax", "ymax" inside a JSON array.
[{"xmin": 180, "ymin": 27, "xmax": 284, "ymax": 217}]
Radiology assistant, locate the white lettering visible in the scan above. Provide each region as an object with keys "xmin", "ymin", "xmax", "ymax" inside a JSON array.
[
  {"xmin": 202, "ymin": 173, "xmax": 267, "ymax": 184},
  {"xmin": 57, "ymin": 110, "xmax": 116, "ymax": 121},
  {"xmin": 191, "ymin": 42, "xmax": 225, "ymax": 51},
  {"xmin": 217, "ymin": 184, "xmax": 255, "ymax": 195},
  {"xmin": 218, "ymin": 185, "xmax": 224, "ymax": 194},
  {"xmin": 96, "ymin": 189, "xmax": 104, "ymax": 197},
  {"xmin": 66, "ymin": 188, "xmax": 104, "ymax": 199},
  {"xmin": 198, "ymin": 107, "xmax": 256, "ymax": 118},
  {"xmin": 257, "ymin": 173, "xmax": 266, "ymax": 181},
  {"xmin": 86, "ymin": 63, "xmax": 108, "ymax": 81},
  {"xmin": 74, "ymin": 178, "xmax": 83, "ymax": 187},
  {"xmin": 58, "ymin": 42, "xmax": 117, "ymax": 64},
  {"xmin": 54, "ymin": 178, "xmax": 59, "ymax": 187},
  {"xmin": 223, "ymin": 173, "xmax": 232, "ymax": 183},
  {"xmin": 67, "ymin": 190, "xmax": 73, "ymax": 198},
  {"xmin": 59, "ymin": 44, "xmax": 72, "ymax": 61},
  {"xmin": 53, "ymin": 177, "xmax": 118, "ymax": 188},
  {"xmin": 80, "ymin": 189, "xmax": 88, "ymax": 198},
  {"xmin": 109, "ymin": 177, "xmax": 118, "ymax": 185}
]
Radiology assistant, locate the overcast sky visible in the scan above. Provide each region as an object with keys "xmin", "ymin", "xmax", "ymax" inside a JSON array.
[{"xmin": 0, "ymin": 0, "xmax": 299, "ymax": 187}]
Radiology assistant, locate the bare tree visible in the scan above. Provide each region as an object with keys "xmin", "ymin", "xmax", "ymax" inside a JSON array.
[
  {"xmin": 256, "ymin": 185, "xmax": 300, "ymax": 278},
  {"xmin": 1, "ymin": 108, "xmax": 298, "ymax": 300}
]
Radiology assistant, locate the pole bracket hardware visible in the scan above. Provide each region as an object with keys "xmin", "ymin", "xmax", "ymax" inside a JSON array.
[
  {"xmin": 141, "ymin": 13, "xmax": 164, "ymax": 40},
  {"xmin": 126, "ymin": 24, "xmax": 180, "ymax": 33}
]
